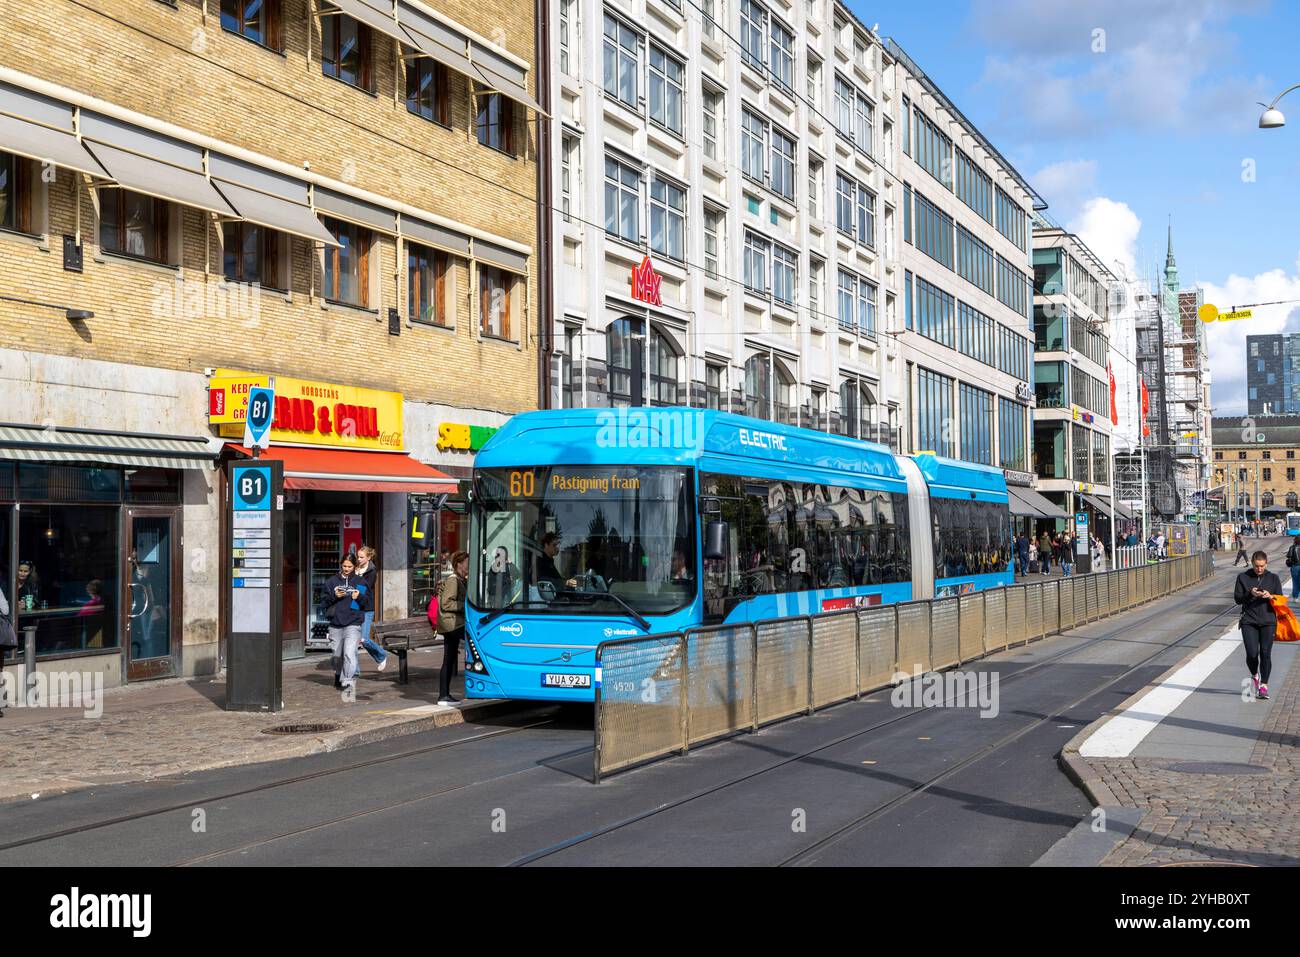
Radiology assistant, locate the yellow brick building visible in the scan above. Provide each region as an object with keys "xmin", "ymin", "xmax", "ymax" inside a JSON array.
[
  {"xmin": 1211, "ymin": 415, "xmax": 1300, "ymax": 520},
  {"xmin": 0, "ymin": 0, "xmax": 543, "ymax": 687}
]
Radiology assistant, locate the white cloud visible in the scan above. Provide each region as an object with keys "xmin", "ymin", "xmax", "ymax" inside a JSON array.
[
  {"xmin": 970, "ymin": 0, "xmax": 1269, "ymax": 139},
  {"xmin": 1069, "ymin": 197, "xmax": 1141, "ymax": 280},
  {"xmin": 1031, "ymin": 159, "xmax": 1098, "ymax": 222},
  {"xmin": 1200, "ymin": 259, "xmax": 1300, "ymax": 414}
]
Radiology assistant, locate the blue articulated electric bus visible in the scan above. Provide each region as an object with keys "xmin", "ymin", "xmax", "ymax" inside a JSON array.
[
  {"xmin": 462, "ymin": 408, "xmax": 1012, "ymax": 702},
  {"xmin": 1287, "ymin": 512, "xmax": 1300, "ymax": 537}
]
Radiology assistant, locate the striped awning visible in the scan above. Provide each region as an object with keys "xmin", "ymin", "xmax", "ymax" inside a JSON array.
[{"xmin": 0, "ymin": 424, "xmax": 218, "ymax": 470}]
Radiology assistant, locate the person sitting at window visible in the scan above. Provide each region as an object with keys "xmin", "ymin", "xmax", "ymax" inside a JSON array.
[{"xmin": 16, "ymin": 560, "xmax": 39, "ymax": 609}]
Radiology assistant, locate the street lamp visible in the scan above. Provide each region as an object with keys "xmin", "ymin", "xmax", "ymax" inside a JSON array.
[{"xmin": 1258, "ymin": 84, "xmax": 1300, "ymax": 128}]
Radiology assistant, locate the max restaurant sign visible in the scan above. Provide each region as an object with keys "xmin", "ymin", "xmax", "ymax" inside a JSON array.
[{"xmin": 208, "ymin": 369, "xmax": 404, "ymax": 451}]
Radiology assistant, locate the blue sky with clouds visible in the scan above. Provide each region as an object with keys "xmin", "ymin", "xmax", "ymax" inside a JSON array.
[{"xmin": 855, "ymin": 0, "xmax": 1300, "ymax": 413}]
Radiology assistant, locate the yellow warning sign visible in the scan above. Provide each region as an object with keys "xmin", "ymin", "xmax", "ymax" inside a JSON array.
[{"xmin": 1199, "ymin": 303, "xmax": 1219, "ymax": 323}]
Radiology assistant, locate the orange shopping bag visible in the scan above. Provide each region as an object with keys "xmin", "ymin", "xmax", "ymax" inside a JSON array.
[{"xmin": 1270, "ymin": 595, "xmax": 1300, "ymax": 641}]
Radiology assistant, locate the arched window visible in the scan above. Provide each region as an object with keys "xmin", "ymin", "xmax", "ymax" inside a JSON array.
[
  {"xmin": 838, "ymin": 378, "xmax": 877, "ymax": 439},
  {"xmin": 1289, "ymin": 492, "xmax": 1299, "ymax": 509},
  {"xmin": 744, "ymin": 353, "xmax": 771, "ymax": 419},
  {"xmin": 607, "ymin": 318, "xmax": 639, "ymax": 407},
  {"xmin": 649, "ymin": 328, "xmax": 679, "ymax": 405},
  {"xmin": 1263, "ymin": 491, "xmax": 1275, "ymax": 508},
  {"xmin": 773, "ymin": 359, "xmax": 795, "ymax": 424}
]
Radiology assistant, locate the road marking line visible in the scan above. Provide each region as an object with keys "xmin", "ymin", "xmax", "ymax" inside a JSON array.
[{"xmin": 1079, "ymin": 626, "xmax": 1240, "ymax": 758}]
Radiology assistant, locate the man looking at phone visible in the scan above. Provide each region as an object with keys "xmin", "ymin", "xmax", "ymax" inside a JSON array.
[
  {"xmin": 1234, "ymin": 550, "xmax": 1281, "ymax": 700},
  {"xmin": 322, "ymin": 553, "xmax": 371, "ymax": 695}
]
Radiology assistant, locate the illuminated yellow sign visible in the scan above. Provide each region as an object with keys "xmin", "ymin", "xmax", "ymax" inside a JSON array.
[{"xmin": 210, "ymin": 369, "xmax": 404, "ymax": 450}]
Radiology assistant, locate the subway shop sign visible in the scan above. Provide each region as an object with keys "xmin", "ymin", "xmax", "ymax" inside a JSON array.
[
  {"xmin": 209, "ymin": 370, "xmax": 404, "ymax": 450},
  {"xmin": 437, "ymin": 422, "xmax": 500, "ymax": 452}
]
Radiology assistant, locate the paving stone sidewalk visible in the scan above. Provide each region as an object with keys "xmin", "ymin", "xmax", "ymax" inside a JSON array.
[
  {"xmin": 1085, "ymin": 664, "xmax": 1300, "ymax": 867},
  {"xmin": 0, "ymin": 648, "xmax": 520, "ymax": 804}
]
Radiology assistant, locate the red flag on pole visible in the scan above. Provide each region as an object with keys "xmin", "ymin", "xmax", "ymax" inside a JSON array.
[
  {"xmin": 1140, "ymin": 376, "xmax": 1150, "ymax": 436},
  {"xmin": 1108, "ymin": 363, "xmax": 1119, "ymax": 426}
]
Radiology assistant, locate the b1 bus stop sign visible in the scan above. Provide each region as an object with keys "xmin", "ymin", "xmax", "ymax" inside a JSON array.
[
  {"xmin": 225, "ymin": 459, "xmax": 283, "ymax": 711},
  {"xmin": 244, "ymin": 383, "xmax": 275, "ymax": 452}
]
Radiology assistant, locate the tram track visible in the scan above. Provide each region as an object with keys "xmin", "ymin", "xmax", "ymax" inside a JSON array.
[
  {"xmin": 509, "ymin": 555, "xmax": 1250, "ymax": 866},
  {"xmin": 0, "ymin": 712, "xmax": 559, "ymax": 855}
]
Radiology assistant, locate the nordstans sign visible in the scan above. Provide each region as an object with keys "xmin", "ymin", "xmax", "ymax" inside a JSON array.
[{"xmin": 631, "ymin": 256, "xmax": 663, "ymax": 307}]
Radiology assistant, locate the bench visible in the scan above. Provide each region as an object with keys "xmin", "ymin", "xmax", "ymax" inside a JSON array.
[{"xmin": 372, "ymin": 616, "xmax": 441, "ymax": 685}]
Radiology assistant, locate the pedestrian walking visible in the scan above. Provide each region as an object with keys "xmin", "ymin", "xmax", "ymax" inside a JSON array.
[
  {"xmin": 353, "ymin": 545, "xmax": 388, "ymax": 673},
  {"xmin": 1015, "ymin": 532, "xmax": 1030, "ymax": 577},
  {"xmin": 1091, "ymin": 535, "xmax": 1104, "ymax": 571},
  {"xmin": 1234, "ymin": 551, "xmax": 1280, "ymax": 700},
  {"xmin": 1286, "ymin": 537, "xmax": 1300, "ymax": 598},
  {"xmin": 437, "ymin": 550, "xmax": 469, "ymax": 705},
  {"xmin": 1028, "ymin": 540, "xmax": 1038, "ymax": 574},
  {"xmin": 322, "ymin": 553, "xmax": 371, "ymax": 695},
  {"xmin": 1038, "ymin": 532, "xmax": 1052, "ymax": 574},
  {"xmin": 1059, "ymin": 533, "xmax": 1075, "ymax": 577}
]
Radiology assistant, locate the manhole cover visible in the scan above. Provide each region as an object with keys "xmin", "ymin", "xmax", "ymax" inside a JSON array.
[
  {"xmin": 1166, "ymin": 762, "xmax": 1270, "ymax": 775},
  {"xmin": 261, "ymin": 723, "xmax": 341, "ymax": 735}
]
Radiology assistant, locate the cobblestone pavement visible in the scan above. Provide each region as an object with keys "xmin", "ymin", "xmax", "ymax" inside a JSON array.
[
  {"xmin": 0, "ymin": 648, "xmax": 516, "ymax": 804},
  {"xmin": 1089, "ymin": 664, "xmax": 1300, "ymax": 867}
]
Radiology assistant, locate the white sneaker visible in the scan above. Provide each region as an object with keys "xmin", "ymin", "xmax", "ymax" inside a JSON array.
[{"xmin": 378, "ymin": 655, "xmax": 388, "ymax": 673}]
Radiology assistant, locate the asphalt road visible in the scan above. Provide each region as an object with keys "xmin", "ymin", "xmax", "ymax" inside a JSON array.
[{"xmin": 0, "ymin": 543, "xmax": 1274, "ymax": 867}]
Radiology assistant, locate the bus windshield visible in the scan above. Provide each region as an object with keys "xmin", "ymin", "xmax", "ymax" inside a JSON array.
[{"xmin": 472, "ymin": 466, "xmax": 695, "ymax": 617}]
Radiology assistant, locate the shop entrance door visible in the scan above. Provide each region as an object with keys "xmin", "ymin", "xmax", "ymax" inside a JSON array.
[{"xmin": 124, "ymin": 508, "xmax": 181, "ymax": 681}]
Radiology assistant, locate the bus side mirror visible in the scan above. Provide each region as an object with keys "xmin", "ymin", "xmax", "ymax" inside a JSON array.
[{"xmin": 704, "ymin": 520, "xmax": 728, "ymax": 561}]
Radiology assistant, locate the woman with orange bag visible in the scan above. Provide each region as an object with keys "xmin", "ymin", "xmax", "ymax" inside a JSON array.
[{"xmin": 1234, "ymin": 551, "xmax": 1281, "ymax": 700}]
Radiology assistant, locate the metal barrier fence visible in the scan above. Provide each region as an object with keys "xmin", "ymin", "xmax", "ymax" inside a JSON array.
[{"xmin": 593, "ymin": 552, "xmax": 1214, "ymax": 781}]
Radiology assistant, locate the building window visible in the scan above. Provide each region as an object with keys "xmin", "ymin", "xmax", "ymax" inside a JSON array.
[
  {"xmin": 913, "ymin": 189, "xmax": 953, "ymax": 269},
  {"xmin": 859, "ymin": 280, "xmax": 877, "ymax": 336},
  {"xmin": 561, "ymin": 134, "xmax": 580, "ymax": 223},
  {"xmin": 901, "ymin": 94, "xmax": 911, "ymax": 155},
  {"xmin": 743, "ymin": 231, "xmax": 770, "ymax": 294},
  {"xmin": 807, "ymin": 55, "xmax": 822, "ymax": 102},
  {"xmin": 1264, "ymin": 467, "xmax": 1272, "ymax": 481},
  {"xmin": 998, "ymin": 397, "xmax": 1027, "ymax": 470},
  {"xmin": 221, "ymin": 222, "xmax": 281, "ymax": 288},
  {"xmin": 917, "ymin": 367, "xmax": 954, "ymax": 456},
  {"xmin": 705, "ymin": 363, "xmax": 724, "ymax": 410},
  {"xmin": 603, "ymin": 13, "xmax": 640, "ymax": 107},
  {"xmin": 1072, "ymin": 424, "xmax": 1091, "ymax": 482},
  {"xmin": 100, "ymin": 189, "xmax": 169, "ymax": 264},
  {"xmin": 959, "ymin": 383, "xmax": 993, "ymax": 465},
  {"xmin": 835, "ymin": 173, "xmax": 854, "ymax": 237},
  {"xmin": 702, "ymin": 88, "xmax": 722, "ymax": 160},
  {"xmin": 769, "ymin": 18, "xmax": 793, "ymax": 92},
  {"xmin": 479, "ymin": 265, "xmax": 513, "ymax": 340},
  {"xmin": 559, "ymin": 0, "xmax": 579, "ymax": 75},
  {"xmin": 837, "ymin": 269, "xmax": 856, "ymax": 330},
  {"xmin": 475, "ymin": 88, "xmax": 514, "ymax": 155},
  {"xmin": 649, "ymin": 176, "xmax": 685, "ymax": 262},
  {"xmin": 604, "ymin": 155, "xmax": 639, "ymax": 243},
  {"xmin": 0, "ymin": 152, "xmax": 32, "ymax": 234},
  {"xmin": 650, "ymin": 328, "xmax": 679, "ymax": 405},
  {"xmin": 704, "ymin": 207, "xmax": 723, "ymax": 279},
  {"xmin": 809, "ymin": 257, "xmax": 823, "ymax": 319},
  {"xmin": 649, "ymin": 46, "xmax": 685, "ymax": 135},
  {"xmin": 1239, "ymin": 451, "xmax": 1247, "ymax": 459},
  {"xmin": 220, "ymin": 0, "xmax": 282, "ymax": 49},
  {"xmin": 322, "ymin": 12, "xmax": 372, "ymax": 91},
  {"xmin": 744, "ymin": 353, "xmax": 771, "ymax": 418},
  {"xmin": 911, "ymin": 105, "xmax": 953, "ymax": 189},
  {"xmin": 770, "ymin": 128, "xmax": 795, "ymax": 200},
  {"xmin": 408, "ymin": 243, "xmax": 449, "ymax": 326},
  {"xmin": 856, "ymin": 185, "xmax": 875, "ymax": 248},
  {"xmin": 854, "ymin": 92, "xmax": 874, "ymax": 156},
  {"xmin": 741, "ymin": 109, "xmax": 766, "ymax": 183},
  {"xmin": 808, "ymin": 157, "xmax": 822, "ymax": 219},
  {"xmin": 322, "ymin": 217, "xmax": 371, "ymax": 307},
  {"xmin": 561, "ymin": 325, "xmax": 580, "ymax": 408},
  {"xmin": 702, "ymin": 0, "xmax": 720, "ymax": 40},
  {"xmin": 740, "ymin": 0, "xmax": 766, "ymax": 71},
  {"xmin": 607, "ymin": 318, "xmax": 638, "ymax": 406},
  {"xmin": 809, "ymin": 387, "xmax": 826, "ymax": 431},
  {"xmin": 406, "ymin": 58, "xmax": 448, "ymax": 125},
  {"xmin": 772, "ymin": 244, "xmax": 796, "ymax": 307},
  {"xmin": 834, "ymin": 75, "xmax": 853, "ymax": 139}
]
